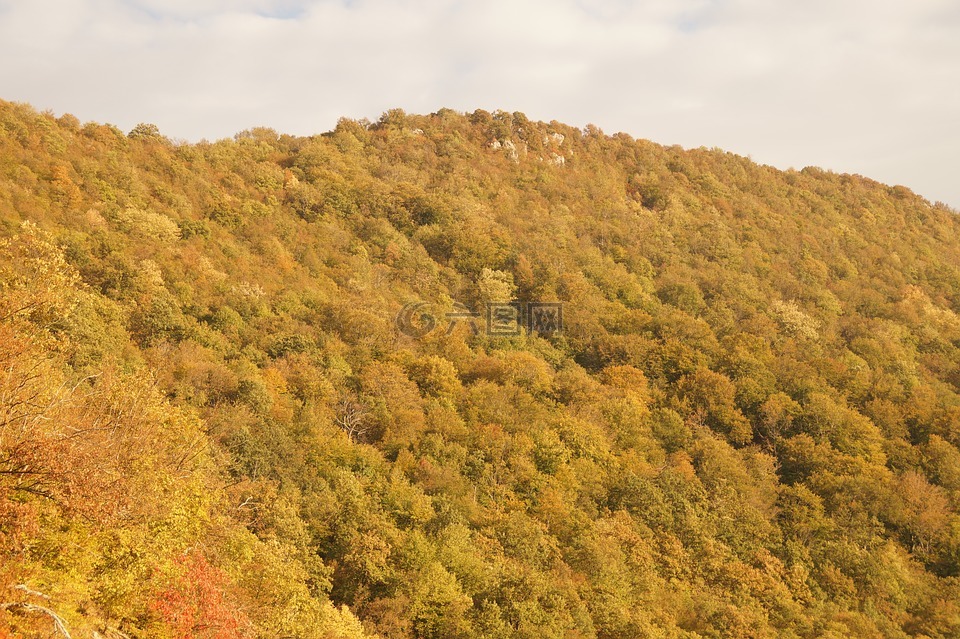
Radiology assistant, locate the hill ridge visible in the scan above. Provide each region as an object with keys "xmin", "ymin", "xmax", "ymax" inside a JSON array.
[{"xmin": 2, "ymin": 98, "xmax": 960, "ymax": 638}]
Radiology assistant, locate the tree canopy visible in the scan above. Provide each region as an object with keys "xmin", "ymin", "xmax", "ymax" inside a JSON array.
[{"xmin": 2, "ymin": 99, "xmax": 960, "ymax": 638}]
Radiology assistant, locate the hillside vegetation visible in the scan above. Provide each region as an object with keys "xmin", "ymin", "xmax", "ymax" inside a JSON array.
[{"xmin": 2, "ymin": 99, "xmax": 960, "ymax": 638}]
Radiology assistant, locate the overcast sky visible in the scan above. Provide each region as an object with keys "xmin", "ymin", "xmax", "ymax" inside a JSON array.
[{"xmin": 1, "ymin": 0, "xmax": 958, "ymax": 207}]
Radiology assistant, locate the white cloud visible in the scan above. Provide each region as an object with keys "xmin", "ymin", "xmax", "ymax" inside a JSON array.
[{"xmin": 0, "ymin": 0, "xmax": 957, "ymax": 206}]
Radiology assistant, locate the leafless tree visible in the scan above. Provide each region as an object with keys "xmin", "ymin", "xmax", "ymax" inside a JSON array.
[{"xmin": 334, "ymin": 398, "xmax": 369, "ymax": 442}]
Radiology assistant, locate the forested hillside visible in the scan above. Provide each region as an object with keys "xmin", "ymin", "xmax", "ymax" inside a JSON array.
[{"xmin": 2, "ymin": 99, "xmax": 960, "ymax": 638}]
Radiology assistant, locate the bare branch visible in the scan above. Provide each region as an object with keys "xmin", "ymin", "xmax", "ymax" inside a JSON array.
[
  {"xmin": 0, "ymin": 301, "xmax": 40, "ymax": 324},
  {"xmin": 334, "ymin": 398, "xmax": 370, "ymax": 441},
  {"xmin": 0, "ymin": 602, "xmax": 72, "ymax": 638},
  {"xmin": 12, "ymin": 584, "xmax": 50, "ymax": 600}
]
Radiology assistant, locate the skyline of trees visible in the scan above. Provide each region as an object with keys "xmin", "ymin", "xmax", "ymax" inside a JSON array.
[{"xmin": 2, "ymin": 98, "xmax": 960, "ymax": 638}]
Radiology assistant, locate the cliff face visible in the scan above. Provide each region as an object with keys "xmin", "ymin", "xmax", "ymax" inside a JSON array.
[{"xmin": 2, "ymin": 100, "xmax": 960, "ymax": 638}]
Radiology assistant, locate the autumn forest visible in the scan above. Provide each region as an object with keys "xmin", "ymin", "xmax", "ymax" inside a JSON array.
[{"xmin": 2, "ymin": 99, "xmax": 960, "ymax": 638}]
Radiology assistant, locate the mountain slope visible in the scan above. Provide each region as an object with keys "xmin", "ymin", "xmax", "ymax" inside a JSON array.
[{"xmin": 2, "ymin": 99, "xmax": 960, "ymax": 638}]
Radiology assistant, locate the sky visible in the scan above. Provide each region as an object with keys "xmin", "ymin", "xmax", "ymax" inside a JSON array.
[{"xmin": 1, "ymin": 0, "xmax": 958, "ymax": 207}]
